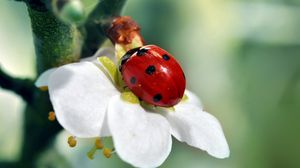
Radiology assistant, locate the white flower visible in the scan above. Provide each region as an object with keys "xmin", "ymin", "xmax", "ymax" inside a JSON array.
[{"xmin": 35, "ymin": 48, "xmax": 230, "ymax": 168}]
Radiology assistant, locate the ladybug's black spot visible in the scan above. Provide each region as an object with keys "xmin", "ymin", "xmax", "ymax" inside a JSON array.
[
  {"xmin": 153, "ymin": 94, "xmax": 162, "ymax": 102},
  {"xmin": 162, "ymin": 54, "xmax": 170, "ymax": 61},
  {"xmin": 119, "ymin": 47, "xmax": 140, "ymax": 71},
  {"xmin": 183, "ymin": 73, "xmax": 186, "ymax": 79},
  {"xmin": 145, "ymin": 65, "xmax": 156, "ymax": 75},
  {"xmin": 137, "ymin": 48, "xmax": 148, "ymax": 56},
  {"xmin": 130, "ymin": 77, "xmax": 136, "ymax": 84}
]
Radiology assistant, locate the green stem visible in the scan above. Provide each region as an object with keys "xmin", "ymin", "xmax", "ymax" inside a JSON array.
[
  {"xmin": 0, "ymin": 0, "xmax": 128, "ymax": 167},
  {"xmin": 81, "ymin": 0, "xmax": 127, "ymax": 57},
  {"xmin": 0, "ymin": 67, "xmax": 34, "ymax": 103},
  {"xmin": 11, "ymin": 3, "xmax": 83, "ymax": 167},
  {"xmin": 27, "ymin": 7, "xmax": 82, "ymax": 74}
]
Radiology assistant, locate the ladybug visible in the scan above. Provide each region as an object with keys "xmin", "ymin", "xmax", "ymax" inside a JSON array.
[{"xmin": 119, "ymin": 45, "xmax": 186, "ymax": 107}]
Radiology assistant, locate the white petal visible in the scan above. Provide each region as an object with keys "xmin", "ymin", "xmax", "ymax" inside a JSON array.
[
  {"xmin": 48, "ymin": 62, "xmax": 119, "ymax": 138},
  {"xmin": 164, "ymin": 97, "xmax": 230, "ymax": 158},
  {"xmin": 81, "ymin": 47, "xmax": 115, "ymax": 63},
  {"xmin": 107, "ymin": 95, "xmax": 172, "ymax": 168},
  {"xmin": 35, "ymin": 47, "xmax": 114, "ymax": 88},
  {"xmin": 35, "ymin": 68, "xmax": 57, "ymax": 87}
]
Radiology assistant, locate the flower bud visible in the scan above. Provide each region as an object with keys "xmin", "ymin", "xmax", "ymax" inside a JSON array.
[{"xmin": 52, "ymin": 0, "xmax": 85, "ymax": 25}]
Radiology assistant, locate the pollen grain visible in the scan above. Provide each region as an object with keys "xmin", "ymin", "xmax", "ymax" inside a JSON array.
[
  {"xmin": 103, "ymin": 148, "xmax": 113, "ymax": 158},
  {"xmin": 48, "ymin": 111, "xmax": 56, "ymax": 121},
  {"xmin": 67, "ymin": 136, "xmax": 77, "ymax": 148},
  {"xmin": 39, "ymin": 86, "xmax": 48, "ymax": 91}
]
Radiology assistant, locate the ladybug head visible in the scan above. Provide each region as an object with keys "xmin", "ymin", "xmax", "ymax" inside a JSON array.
[{"xmin": 119, "ymin": 47, "xmax": 141, "ymax": 72}]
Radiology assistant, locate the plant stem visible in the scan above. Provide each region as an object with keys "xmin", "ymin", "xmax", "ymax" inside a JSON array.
[
  {"xmin": 81, "ymin": 0, "xmax": 127, "ymax": 57},
  {"xmin": 27, "ymin": 7, "xmax": 82, "ymax": 74},
  {"xmin": 0, "ymin": 67, "xmax": 34, "ymax": 103},
  {"xmin": 0, "ymin": 0, "xmax": 128, "ymax": 167}
]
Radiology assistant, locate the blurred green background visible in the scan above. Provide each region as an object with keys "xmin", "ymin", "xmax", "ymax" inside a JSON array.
[{"xmin": 1, "ymin": 0, "xmax": 300, "ymax": 167}]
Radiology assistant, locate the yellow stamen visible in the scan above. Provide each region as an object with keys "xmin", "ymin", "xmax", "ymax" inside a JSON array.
[
  {"xmin": 86, "ymin": 138, "xmax": 105, "ymax": 159},
  {"xmin": 115, "ymin": 43, "xmax": 126, "ymax": 61},
  {"xmin": 103, "ymin": 148, "xmax": 113, "ymax": 158},
  {"xmin": 182, "ymin": 94, "xmax": 189, "ymax": 102},
  {"xmin": 166, "ymin": 106, "xmax": 175, "ymax": 111},
  {"xmin": 97, "ymin": 56, "xmax": 118, "ymax": 83},
  {"xmin": 87, "ymin": 146, "xmax": 97, "ymax": 160},
  {"xmin": 48, "ymin": 111, "xmax": 56, "ymax": 121},
  {"xmin": 67, "ymin": 136, "xmax": 77, "ymax": 148},
  {"xmin": 95, "ymin": 138, "xmax": 104, "ymax": 149},
  {"xmin": 152, "ymin": 105, "xmax": 175, "ymax": 112},
  {"xmin": 121, "ymin": 91, "xmax": 139, "ymax": 104},
  {"xmin": 39, "ymin": 86, "xmax": 48, "ymax": 91}
]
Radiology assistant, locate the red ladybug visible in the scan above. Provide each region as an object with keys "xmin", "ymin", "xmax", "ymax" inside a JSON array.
[{"xmin": 119, "ymin": 45, "xmax": 186, "ymax": 107}]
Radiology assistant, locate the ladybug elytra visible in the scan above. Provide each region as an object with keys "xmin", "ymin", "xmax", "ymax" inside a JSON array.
[{"xmin": 119, "ymin": 45, "xmax": 186, "ymax": 107}]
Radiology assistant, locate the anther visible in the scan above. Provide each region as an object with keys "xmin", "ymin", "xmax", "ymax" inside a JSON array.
[
  {"xmin": 95, "ymin": 138, "xmax": 103, "ymax": 149},
  {"xmin": 103, "ymin": 148, "xmax": 113, "ymax": 158},
  {"xmin": 87, "ymin": 138, "xmax": 104, "ymax": 160},
  {"xmin": 39, "ymin": 86, "xmax": 48, "ymax": 91},
  {"xmin": 48, "ymin": 111, "xmax": 56, "ymax": 121},
  {"xmin": 67, "ymin": 136, "xmax": 77, "ymax": 148},
  {"xmin": 182, "ymin": 94, "xmax": 189, "ymax": 102}
]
